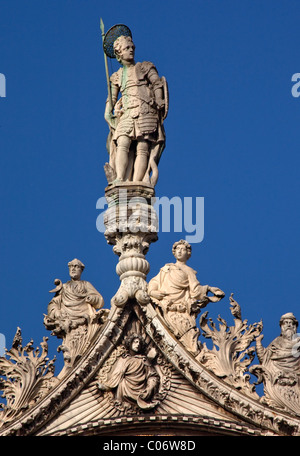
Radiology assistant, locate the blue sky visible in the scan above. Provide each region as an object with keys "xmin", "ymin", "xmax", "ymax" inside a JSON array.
[{"xmin": 1, "ymin": 0, "xmax": 300, "ymax": 380}]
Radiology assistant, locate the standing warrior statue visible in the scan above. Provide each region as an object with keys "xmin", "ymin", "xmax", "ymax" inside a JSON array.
[{"xmin": 101, "ymin": 23, "xmax": 168, "ymax": 186}]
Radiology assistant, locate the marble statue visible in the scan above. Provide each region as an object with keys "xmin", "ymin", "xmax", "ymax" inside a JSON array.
[
  {"xmin": 148, "ymin": 240, "xmax": 225, "ymax": 355},
  {"xmin": 251, "ymin": 312, "xmax": 300, "ymax": 415},
  {"xmin": 45, "ymin": 259, "xmax": 104, "ymax": 333},
  {"xmin": 104, "ymin": 33, "xmax": 167, "ymax": 186},
  {"xmin": 44, "ymin": 259, "xmax": 107, "ymax": 369},
  {"xmin": 98, "ymin": 333, "xmax": 160, "ymax": 410}
]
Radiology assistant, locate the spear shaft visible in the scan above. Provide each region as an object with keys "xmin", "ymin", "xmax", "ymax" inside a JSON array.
[{"xmin": 100, "ymin": 18, "xmax": 113, "ymax": 113}]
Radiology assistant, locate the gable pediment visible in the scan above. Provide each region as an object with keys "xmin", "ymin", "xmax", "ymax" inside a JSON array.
[{"xmin": 1, "ymin": 300, "xmax": 299, "ymax": 437}]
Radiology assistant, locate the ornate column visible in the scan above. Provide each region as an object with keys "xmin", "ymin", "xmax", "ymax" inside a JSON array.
[{"xmin": 103, "ymin": 182, "xmax": 158, "ymax": 307}]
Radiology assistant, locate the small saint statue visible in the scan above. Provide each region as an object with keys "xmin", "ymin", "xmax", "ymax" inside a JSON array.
[
  {"xmin": 252, "ymin": 312, "xmax": 300, "ymax": 415},
  {"xmin": 44, "ymin": 259, "xmax": 104, "ymax": 335},
  {"xmin": 102, "ymin": 25, "xmax": 168, "ymax": 186},
  {"xmin": 44, "ymin": 259, "xmax": 106, "ymax": 369},
  {"xmin": 148, "ymin": 240, "xmax": 225, "ymax": 355}
]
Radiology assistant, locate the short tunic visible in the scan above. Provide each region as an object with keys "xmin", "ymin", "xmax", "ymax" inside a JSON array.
[{"xmin": 110, "ymin": 61, "xmax": 164, "ymax": 143}]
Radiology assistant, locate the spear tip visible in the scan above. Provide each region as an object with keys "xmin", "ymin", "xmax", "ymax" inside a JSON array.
[{"xmin": 100, "ymin": 18, "xmax": 105, "ymax": 34}]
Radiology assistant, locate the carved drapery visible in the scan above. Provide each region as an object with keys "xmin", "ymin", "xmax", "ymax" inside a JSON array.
[
  {"xmin": 43, "ymin": 260, "xmax": 108, "ymax": 373},
  {"xmin": 148, "ymin": 239, "xmax": 225, "ymax": 355},
  {"xmin": 97, "ymin": 332, "xmax": 172, "ymax": 414}
]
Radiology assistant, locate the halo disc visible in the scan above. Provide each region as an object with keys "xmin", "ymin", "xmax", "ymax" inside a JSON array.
[{"xmin": 103, "ymin": 24, "xmax": 132, "ymax": 58}]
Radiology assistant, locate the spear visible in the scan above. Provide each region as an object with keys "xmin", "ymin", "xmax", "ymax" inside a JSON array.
[{"xmin": 100, "ymin": 18, "xmax": 113, "ymax": 114}]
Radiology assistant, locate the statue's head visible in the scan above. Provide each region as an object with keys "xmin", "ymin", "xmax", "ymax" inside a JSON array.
[
  {"xmin": 124, "ymin": 333, "xmax": 146, "ymax": 354},
  {"xmin": 68, "ymin": 258, "xmax": 85, "ymax": 280},
  {"xmin": 113, "ymin": 35, "xmax": 135, "ymax": 64},
  {"xmin": 279, "ymin": 312, "xmax": 298, "ymax": 339},
  {"xmin": 172, "ymin": 239, "xmax": 192, "ymax": 262}
]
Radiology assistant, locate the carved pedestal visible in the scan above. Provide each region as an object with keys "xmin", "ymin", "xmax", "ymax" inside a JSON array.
[{"xmin": 104, "ymin": 183, "xmax": 158, "ymax": 307}]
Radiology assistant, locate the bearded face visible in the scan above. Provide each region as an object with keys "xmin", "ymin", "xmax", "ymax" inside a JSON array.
[{"xmin": 281, "ymin": 319, "xmax": 297, "ymax": 340}]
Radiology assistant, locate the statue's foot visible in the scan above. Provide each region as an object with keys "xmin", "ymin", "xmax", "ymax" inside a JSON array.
[{"xmin": 112, "ymin": 178, "xmax": 124, "ymax": 184}]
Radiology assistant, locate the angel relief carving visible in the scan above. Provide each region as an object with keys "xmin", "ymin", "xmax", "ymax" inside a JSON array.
[{"xmin": 97, "ymin": 333, "xmax": 171, "ymax": 413}]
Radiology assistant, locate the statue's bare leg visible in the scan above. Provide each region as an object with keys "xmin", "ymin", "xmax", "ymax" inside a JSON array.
[
  {"xmin": 116, "ymin": 135, "xmax": 131, "ymax": 181},
  {"xmin": 133, "ymin": 140, "xmax": 149, "ymax": 182}
]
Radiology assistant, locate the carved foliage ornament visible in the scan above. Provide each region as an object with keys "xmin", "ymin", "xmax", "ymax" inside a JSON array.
[
  {"xmin": 198, "ymin": 294, "xmax": 263, "ymax": 398},
  {"xmin": 0, "ymin": 328, "xmax": 57, "ymax": 427}
]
